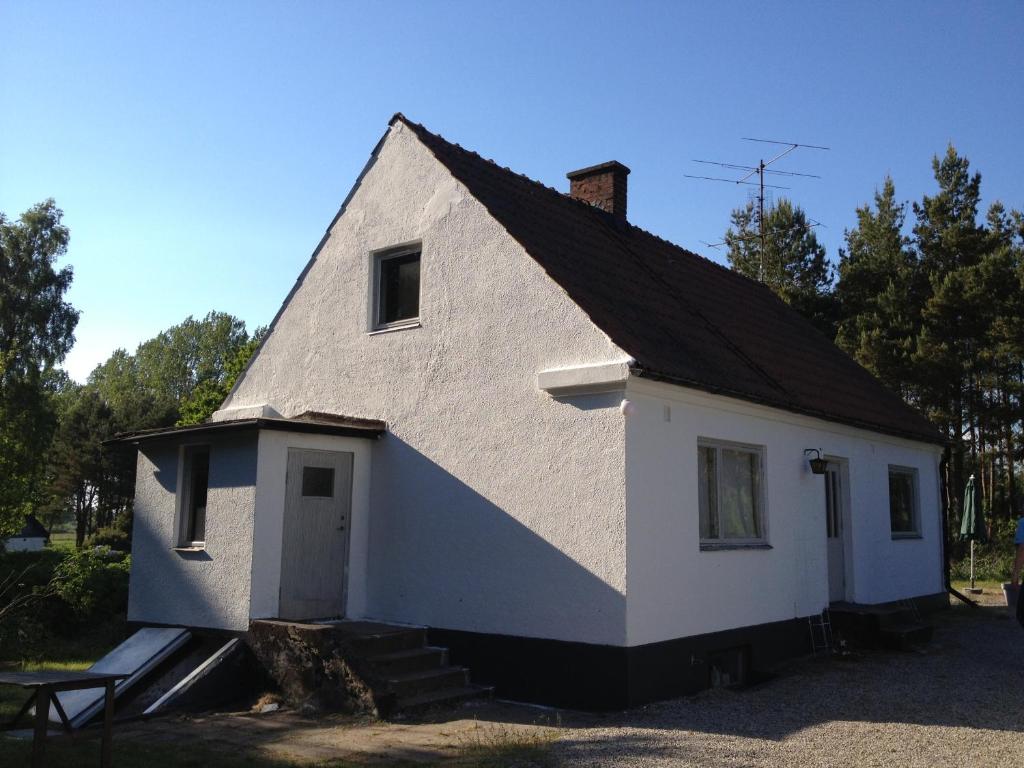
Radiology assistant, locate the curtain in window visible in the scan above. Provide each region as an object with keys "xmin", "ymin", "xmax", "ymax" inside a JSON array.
[
  {"xmin": 719, "ymin": 448, "xmax": 761, "ymax": 539},
  {"xmin": 698, "ymin": 446, "xmax": 718, "ymax": 539}
]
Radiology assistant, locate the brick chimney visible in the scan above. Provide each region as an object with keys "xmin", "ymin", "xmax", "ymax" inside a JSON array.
[{"xmin": 567, "ymin": 161, "xmax": 631, "ymax": 223}]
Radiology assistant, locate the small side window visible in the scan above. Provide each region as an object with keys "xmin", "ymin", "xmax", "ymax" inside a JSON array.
[
  {"xmin": 179, "ymin": 446, "xmax": 210, "ymax": 547},
  {"xmin": 888, "ymin": 466, "xmax": 919, "ymax": 538},
  {"xmin": 373, "ymin": 247, "xmax": 421, "ymax": 329},
  {"xmin": 301, "ymin": 466, "xmax": 335, "ymax": 497}
]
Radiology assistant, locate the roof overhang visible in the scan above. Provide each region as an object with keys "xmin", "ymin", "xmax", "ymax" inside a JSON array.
[
  {"xmin": 632, "ymin": 367, "xmax": 948, "ymax": 447},
  {"xmin": 105, "ymin": 414, "xmax": 386, "ymax": 447}
]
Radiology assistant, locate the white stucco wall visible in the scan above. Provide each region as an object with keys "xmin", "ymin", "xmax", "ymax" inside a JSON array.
[
  {"xmin": 128, "ymin": 434, "xmax": 258, "ymax": 631},
  {"xmin": 249, "ymin": 430, "xmax": 374, "ymax": 620},
  {"xmin": 4, "ymin": 537, "xmax": 45, "ymax": 552},
  {"xmin": 624, "ymin": 378, "xmax": 944, "ymax": 647},
  {"xmin": 222, "ymin": 121, "xmax": 631, "ymax": 644}
]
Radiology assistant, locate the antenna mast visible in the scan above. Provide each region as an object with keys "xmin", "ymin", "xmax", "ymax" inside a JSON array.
[{"xmin": 685, "ymin": 138, "xmax": 829, "ymax": 282}]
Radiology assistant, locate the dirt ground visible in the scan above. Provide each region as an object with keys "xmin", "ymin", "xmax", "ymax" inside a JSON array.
[{"xmin": 41, "ymin": 590, "xmax": 1024, "ymax": 767}]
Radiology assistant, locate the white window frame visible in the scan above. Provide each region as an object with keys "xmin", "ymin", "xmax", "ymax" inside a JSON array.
[
  {"xmin": 370, "ymin": 243, "xmax": 422, "ymax": 332},
  {"xmin": 888, "ymin": 465, "xmax": 920, "ymax": 539},
  {"xmin": 176, "ymin": 444, "xmax": 210, "ymax": 549},
  {"xmin": 697, "ymin": 438, "xmax": 769, "ymax": 549}
]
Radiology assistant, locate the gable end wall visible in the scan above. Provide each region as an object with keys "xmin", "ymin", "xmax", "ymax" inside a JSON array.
[{"xmin": 223, "ymin": 122, "xmax": 631, "ymax": 644}]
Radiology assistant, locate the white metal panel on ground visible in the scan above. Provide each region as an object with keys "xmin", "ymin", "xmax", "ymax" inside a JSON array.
[
  {"xmin": 143, "ymin": 638, "xmax": 240, "ymax": 716},
  {"xmin": 49, "ymin": 627, "xmax": 190, "ymax": 727}
]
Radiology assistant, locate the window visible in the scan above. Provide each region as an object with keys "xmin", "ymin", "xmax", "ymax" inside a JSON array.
[
  {"xmin": 698, "ymin": 439, "xmax": 766, "ymax": 547},
  {"xmin": 888, "ymin": 466, "xmax": 919, "ymax": 537},
  {"xmin": 180, "ymin": 446, "xmax": 210, "ymax": 547},
  {"xmin": 373, "ymin": 247, "xmax": 421, "ymax": 329},
  {"xmin": 301, "ymin": 466, "xmax": 335, "ymax": 497}
]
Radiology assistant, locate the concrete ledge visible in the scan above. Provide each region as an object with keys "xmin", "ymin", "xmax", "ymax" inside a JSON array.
[
  {"xmin": 211, "ymin": 403, "xmax": 281, "ymax": 422},
  {"xmin": 537, "ymin": 361, "xmax": 631, "ymax": 397}
]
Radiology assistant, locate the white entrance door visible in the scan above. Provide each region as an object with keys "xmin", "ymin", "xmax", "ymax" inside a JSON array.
[
  {"xmin": 279, "ymin": 449, "xmax": 353, "ymax": 620},
  {"xmin": 825, "ymin": 461, "xmax": 846, "ymax": 602}
]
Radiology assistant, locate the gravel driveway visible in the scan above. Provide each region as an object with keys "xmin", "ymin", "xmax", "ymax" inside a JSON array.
[{"xmin": 550, "ymin": 599, "xmax": 1024, "ymax": 767}]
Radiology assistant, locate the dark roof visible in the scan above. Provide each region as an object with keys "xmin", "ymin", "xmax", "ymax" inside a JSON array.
[
  {"xmin": 15, "ymin": 514, "xmax": 49, "ymax": 539},
  {"xmin": 108, "ymin": 414, "xmax": 386, "ymax": 446},
  {"xmin": 394, "ymin": 114, "xmax": 942, "ymax": 444}
]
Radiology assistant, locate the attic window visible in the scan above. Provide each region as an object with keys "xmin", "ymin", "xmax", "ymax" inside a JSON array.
[{"xmin": 373, "ymin": 247, "xmax": 421, "ymax": 330}]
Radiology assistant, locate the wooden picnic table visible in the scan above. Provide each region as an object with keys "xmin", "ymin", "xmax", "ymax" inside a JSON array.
[{"xmin": 0, "ymin": 670, "xmax": 129, "ymax": 768}]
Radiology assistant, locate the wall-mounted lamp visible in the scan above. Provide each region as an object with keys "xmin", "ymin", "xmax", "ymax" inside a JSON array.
[{"xmin": 804, "ymin": 449, "xmax": 828, "ymax": 475}]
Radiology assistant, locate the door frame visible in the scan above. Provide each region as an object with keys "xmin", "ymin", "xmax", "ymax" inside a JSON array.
[
  {"xmin": 279, "ymin": 447, "xmax": 355, "ymax": 620},
  {"xmin": 824, "ymin": 455, "xmax": 853, "ymax": 603}
]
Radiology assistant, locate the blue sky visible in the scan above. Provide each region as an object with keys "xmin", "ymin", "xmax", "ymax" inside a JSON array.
[{"xmin": 2, "ymin": 1, "xmax": 1022, "ymax": 382}]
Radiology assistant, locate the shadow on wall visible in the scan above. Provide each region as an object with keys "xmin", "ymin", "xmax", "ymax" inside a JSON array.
[
  {"xmin": 365, "ymin": 431, "xmax": 627, "ymax": 700},
  {"xmin": 131, "ymin": 440, "xmax": 251, "ymax": 629}
]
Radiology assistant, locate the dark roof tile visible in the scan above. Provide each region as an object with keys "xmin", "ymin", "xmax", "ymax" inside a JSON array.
[{"xmin": 395, "ymin": 115, "xmax": 942, "ymax": 444}]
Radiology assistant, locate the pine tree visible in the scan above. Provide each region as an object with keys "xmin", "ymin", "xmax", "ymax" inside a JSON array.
[
  {"xmin": 724, "ymin": 198, "xmax": 837, "ymax": 336},
  {"xmin": 835, "ymin": 178, "xmax": 923, "ymax": 401}
]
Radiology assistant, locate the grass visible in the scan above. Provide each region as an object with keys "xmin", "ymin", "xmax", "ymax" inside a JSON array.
[
  {"xmin": 450, "ymin": 717, "xmax": 560, "ymax": 767},
  {"xmin": 0, "ymin": 630, "xmax": 119, "ymax": 721},
  {"xmin": 47, "ymin": 531, "xmax": 77, "ymax": 552},
  {"xmin": 951, "ymin": 578, "xmax": 1009, "ymax": 591}
]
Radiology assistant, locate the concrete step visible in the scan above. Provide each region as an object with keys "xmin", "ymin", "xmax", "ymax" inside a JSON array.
[
  {"xmin": 879, "ymin": 622, "xmax": 933, "ymax": 651},
  {"xmin": 367, "ymin": 646, "xmax": 448, "ymax": 676},
  {"xmin": 395, "ymin": 684, "xmax": 492, "ymax": 715},
  {"xmin": 386, "ymin": 666, "xmax": 470, "ymax": 699},
  {"xmin": 344, "ymin": 628, "xmax": 427, "ymax": 657}
]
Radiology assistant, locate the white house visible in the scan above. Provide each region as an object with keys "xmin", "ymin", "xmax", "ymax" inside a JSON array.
[
  {"xmin": 5, "ymin": 514, "xmax": 49, "ymax": 552},
  {"xmin": 118, "ymin": 114, "xmax": 946, "ymax": 709}
]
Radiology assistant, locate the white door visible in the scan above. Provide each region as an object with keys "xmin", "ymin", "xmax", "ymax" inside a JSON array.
[
  {"xmin": 279, "ymin": 449, "xmax": 353, "ymax": 620},
  {"xmin": 825, "ymin": 461, "xmax": 846, "ymax": 602}
]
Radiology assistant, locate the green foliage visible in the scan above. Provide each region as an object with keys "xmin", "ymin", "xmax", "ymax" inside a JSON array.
[
  {"xmin": 177, "ymin": 325, "xmax": 267, "ymax": 426},
  {"xmin": 724, "ymin": 198, "xmax": 838, "ymax": 336},
  {"xmin": 835, "ymin": 178, "xmax": 923, "ymax": 401},
  {"xmin": 0, "ymin": 548, "xmax": 130, "ymax": 661},
  {"xmin": 0, "ymin": 200, "xmax": 79, "ymax": 535},
  {"xmin": 950, "ymin": 517, "xmax": 1019, "ymax": 581},
  {"xmin": 53, "ymin": 548, "xmax": 131, "ymax": 618},
  {"xmin": 84, "ymin": 509, "xmax": 132, "ymax": 551},
  {"xmin": 834, "ymin": 147, "xmax": 1024, "ymax": 521},
  {"xmin": 44, "ymin": 314, "xmax": 261, "ymax": 546}
]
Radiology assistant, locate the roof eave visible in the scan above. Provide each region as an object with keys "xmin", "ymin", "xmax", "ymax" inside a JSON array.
[
  {"xmin": 632, "ymin": 367, "xmax": 947, "ymax": 447},
  {"xmin": 105, "ymin": 417, "xmax": 387, "ymax": 447}
]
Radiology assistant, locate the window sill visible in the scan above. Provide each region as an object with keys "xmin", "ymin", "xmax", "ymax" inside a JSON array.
[
  {"xmin": 173, "ymin": 545, "xmax": 206, "ymax": 553},
  {"xmin": 700, "ymin": 543, "xmax": 773, "ymax": 552},
  {"xmin": 890, "ymin": 533, "xmax": 923, "ymax": 540},
  {"xmin": 368, "ymin": 320, "xmax": 421, "ymax": 336}
]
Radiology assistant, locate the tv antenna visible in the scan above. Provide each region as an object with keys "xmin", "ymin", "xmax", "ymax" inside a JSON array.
[{"xmin": 684, "ymin": 137, "xmax": 829, "ymax": 281}]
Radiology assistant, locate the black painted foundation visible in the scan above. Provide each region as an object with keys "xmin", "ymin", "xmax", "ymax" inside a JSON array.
[
  {"xmin": 429, "ymin": 616, "xmax": 809, "ymax": 711},
  {"xmin": 430, "ymin": 591, "xmax": 948, "ymax": 711}
]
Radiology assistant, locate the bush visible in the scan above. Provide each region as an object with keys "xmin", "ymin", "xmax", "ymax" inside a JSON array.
[
  {"xmin": 83, "ymin": 509, "xmax": 132, "ymax": 552},
  {"xmin": 84, "ymin": 525, "xmax": 130, "ymax": 552},
  {"xmin": 54, "ymin": 548, "xmax": 131, "ymax": 619},
  {"xmin": 950, "ymin": 516, "xmax": 1020, "ymax": 582},
  {"xmin": 0, "ymin": 548, "xmax": 131, "ymax": 660}
]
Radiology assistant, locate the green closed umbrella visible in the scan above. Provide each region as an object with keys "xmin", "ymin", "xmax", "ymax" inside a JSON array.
[{"xmin": 959, "ymin": 475, "xmax": 987, "ymax": 591}]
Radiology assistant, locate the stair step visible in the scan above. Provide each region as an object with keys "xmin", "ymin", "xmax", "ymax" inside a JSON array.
[
  {"xmin": 387, "ymin": 666, "xmax": 469, "ymax": 698},
  {"xmin": 876, "ymin": 610, "xmax": 918, "ymax": 630},
  {"xmin": 395, "ymin": 684, "xmax": 492, "ymax": 715},
  {"xmin": 367, "ymin": 646, "xmax": 448, "ymax": 676},
  {"xmin": 345, "ymin": 628, "xmax": 426, "ymax": 656},
  {"xmin": 879, "ymin": 622, "xmax": 933, "ymax": 651}
]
